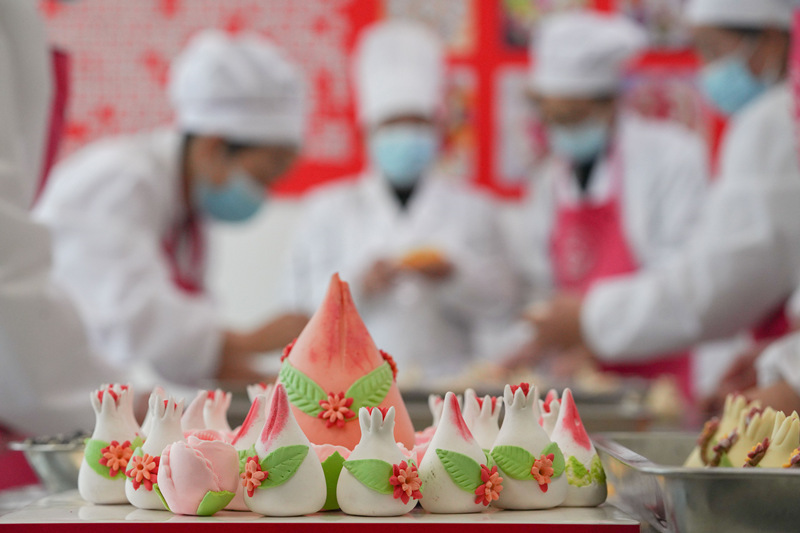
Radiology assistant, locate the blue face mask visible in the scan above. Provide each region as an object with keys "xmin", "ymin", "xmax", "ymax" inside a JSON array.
[
  {"xmin": 699, "ymin": 54, "xmax": 767, "ymax": 116},
  {"xmin": 368, "ymin": 124, "xmax": 438, "ymax": 188},
  {"xmin": 195, "ymin": 169, "xmax": 265, "ymax": 223},
  {"xmin": 549, "ymin": 120, "xmax": 610, "ymax": 164}
]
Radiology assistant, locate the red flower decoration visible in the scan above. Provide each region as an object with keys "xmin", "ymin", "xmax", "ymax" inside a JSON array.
[
  {"xmin": 281, "ymin": 338, "xmax": 297, "ymax": 362},
  {"xmin": 474, "ymin": 464, "xmax": 503, "ymax": 506},
  {"xmin": 509, "ymin": 383, "xmax": 530, "ymax": 396},
  {"xmin": 475, "ymin": 396, "xmax": 500, "ymax": 413},
  {"xmin": 389, "ymin": 460, "xmax": 423, "ymax": 504},
  {"xmin": 318, "ymin": 392, "xmax": 355, "ymax": 428},
  {"xmin": 97, "ymin": 388, "xmax": 119, "ymax": 404},
  {"xmin": 531, "ymin": 453, "xmax": 555, "ymax": 493},
  {"xmin": 126, "ymin": 453, "xmax": 159, "ymax": 491},
  {"xmin": 241, "ymin": 457, "xmax": 268, "ymax": 497},
  {"xmin": 99, "ymin": 440, "xmax": 133, "ymax": 477},
  {"xmin": 366, "ymin": 406, "xmax": 390, "ymax": 418},
  {"xmin": 380, "ymin": 350, "xmax": 398, "ymax": 380}
]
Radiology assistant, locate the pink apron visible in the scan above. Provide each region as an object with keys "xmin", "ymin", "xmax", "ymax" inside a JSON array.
[
  {"xmin": 549, "ymin": 149, "xmax": 694, "ymax": 401},
  {"xmin": 162, "ymin": 213, "xmax": 206, "ymax": 295}
]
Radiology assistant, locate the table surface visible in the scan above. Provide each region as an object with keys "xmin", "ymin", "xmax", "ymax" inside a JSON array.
[{"xmin": 0, "ymin": 489, "xmax": 640, "ymax": 532}]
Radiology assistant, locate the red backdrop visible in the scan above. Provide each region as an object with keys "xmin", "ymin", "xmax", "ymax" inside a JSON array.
[{"xmin": 39, "ymin": 0, "xmax": 719, "ymax": 199}]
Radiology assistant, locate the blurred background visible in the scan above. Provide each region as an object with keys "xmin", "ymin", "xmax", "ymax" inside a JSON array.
[{"xmin": 39, "ymin": 0, "xmax": 723, "ymax": 335}]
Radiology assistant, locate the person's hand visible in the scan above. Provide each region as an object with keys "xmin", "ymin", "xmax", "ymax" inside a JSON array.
[
  {"xmin": 404, "ymin": 256, "xmax": 454, "ymax": 281},
  {"xmin": 549, "ymin": 344, "xmax": 597, "ymax": 379},
  {"xmin": 246, "ymin": 313, "xmax": 309, "ymax": 353},
  {"xmin": 744, "ymin": 380, "xmax": 800, "ymax": 414},
  {"xmin": 523, "ymin": 293, "xmax": 585, "ymax": 352},
  {"xmin": 501, "ymin": 336, "xmax": 547, "ymax": 370},
  {"xmin": 699, "ymin": 342, "xmax": 768, "ymax": 417},
  {"xmin": 362, "ymin": 259, "xmax": 401, "ymax": 296},
  {"xmin": 216, "ymin": 313, "xmax": 310, "ymax": 383},
  {"xmin": 217, "ymin": 330, "xmax": 265, "ymax": 383}
]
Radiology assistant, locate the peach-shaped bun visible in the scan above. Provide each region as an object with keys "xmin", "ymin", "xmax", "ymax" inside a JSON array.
[{"xmin": 277, "ymin": 273, "xmax": 415, "ymax": 450}]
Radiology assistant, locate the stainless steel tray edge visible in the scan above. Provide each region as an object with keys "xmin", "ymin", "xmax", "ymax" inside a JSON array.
[{"xmin": 594, "ymin": 432, "xmax": 800, "ymax": 533}]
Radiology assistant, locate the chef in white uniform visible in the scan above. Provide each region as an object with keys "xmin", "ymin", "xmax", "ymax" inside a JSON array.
[
  {"xmin": 35, "ymin": 30, "xmax": 309, "ymax": 386},
  {"xmin": 526, "ymin": 0, "xmax": 800, "ymax": 391},
  {"xmin": 0, "ymin": 0, "xmax": 123, "ymax": 438},
  {"xmin": 283, "ymin": 20, "xmax": 516, "ymax": 383},
  {"xmin": 505, "ymin": 12, "xmax": 709, "ymax": 398}
]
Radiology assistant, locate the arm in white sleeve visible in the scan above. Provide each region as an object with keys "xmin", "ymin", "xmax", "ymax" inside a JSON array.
[
  {"xmin": 757, "ymin": 332, "xmax": 800, "ymax": 393},
  {"xmin": 583, "ymin": 86, "xmax": 800, "ymax": 362},
  {"xmin": 583, "ymin": 178, "xmax": 799, "ymax": 360},
  {"xmin": 0, "ymin": 0, "xmax": 124, "ymax": 435},
  {"xmin": 37, "ymin": 162, "xmax": 224, "ymax": 385},
  {"xmin": 48, "ymin": 213, "xmax": 222, "ymax": 385}
]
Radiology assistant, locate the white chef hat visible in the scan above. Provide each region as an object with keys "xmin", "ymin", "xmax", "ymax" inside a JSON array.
[
  {"xmin": 169, "ymin": 29, "xmax": 306, "ymax": 146},
  {"xmin": 685, "ymin": 0, "xmax": 794, "ymax": 30},
  {"xmin": 353, "ymin": 20, "xmax": 444, "ymax": 127},
  {"xmin": 530, "ymin": 11, "xmax": 647, "ymax": 98}
]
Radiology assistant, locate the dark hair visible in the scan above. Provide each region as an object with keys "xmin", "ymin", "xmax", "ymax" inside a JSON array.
[
  {"xmin": 182, "ymin": 133, "xmax": 259, "ymax": 156},
  {"xmin": 724, "ymin": 26, "xmax": 786, "ymax": 39}
]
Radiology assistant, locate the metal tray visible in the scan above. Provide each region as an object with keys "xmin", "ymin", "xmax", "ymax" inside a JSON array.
[{"xmin": 593, "ymin": 432, "xmax": 800, "ymax": 533}]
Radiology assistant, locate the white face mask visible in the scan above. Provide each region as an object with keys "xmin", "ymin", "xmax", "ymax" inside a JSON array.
[
  {"xmin": 368, "ymin": 124, "xmax": 438, "ymax": 188},
  {"xmin": 548, "ymin": 119, "xmax": 610, "ymax": 163},
  {"xmin": 194, "ymin": 169, "xmax": 266, "ymax": 223}
]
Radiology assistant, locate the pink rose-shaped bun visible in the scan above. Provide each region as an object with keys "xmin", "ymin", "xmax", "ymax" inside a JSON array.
[{"xmin": 158, "ymin": 436, "xmax": 239, "ymax": 515}]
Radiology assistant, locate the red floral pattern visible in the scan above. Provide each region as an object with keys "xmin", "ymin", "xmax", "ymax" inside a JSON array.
[
  {"xmin": 380, "ymin": 350, "xmax": 398, "ymax": 380},
  {"xmin": 241, "ymin": 457, "xmax": 268, "ymax": 497},
  {"xmin": 366, "ymin": 406, "xmax": 390, "ymax": 418},
  {"xmin": 99, "ymin": 440, "xmax": 133, "ymax": 477},
  {"xmin": 509, "ymin": 383, "xmax": 530, "ymax": 396},
  {"xmin": 281, "ymin": 338, "xmax": 297, "ymax": 362},
  {"xmin": 474, "ymin": 464, "xmax": 503, "ymax": 506},
  {"xmin": 318, "ymin": 392, "xmax": 355, "ymax": 428},
  {"xmin": 531, "ymin": 453, "xmax": 555, "ymax": 492},
  {"xmin": 126, "ymin": 453, "xmax": 159, "ymax": 491},
  {"xmin": 389, "ymin": 460, "xmax": 422, "ymax": 504}
]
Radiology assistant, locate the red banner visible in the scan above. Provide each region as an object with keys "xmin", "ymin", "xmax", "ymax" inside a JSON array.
[{"xmin": 40, "ymin": 0, "xmax": 717, "ymax": 199}]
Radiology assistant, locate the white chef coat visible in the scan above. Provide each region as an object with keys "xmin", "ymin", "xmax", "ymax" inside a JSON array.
[
  {"xmin": 507, "ymin": 112, "xmax": 709, "ymax": 304},
  {"xmin": 584, "ymin": 83, "xmax": 800, "ymax": 360},
  {"xmin": 757, "ymin": 331, "xmax": 800, "ymax": 392},
  {"xmin": 0, "ymin": 0, "xmax": 123, "ymax": 435},
  {"xmin": 282, "ymin": 172, "xmax": 517, "ymax": 382},
  {"xmin": 35, "ymin": 129, "xmax": 222, "ymax": 385}
]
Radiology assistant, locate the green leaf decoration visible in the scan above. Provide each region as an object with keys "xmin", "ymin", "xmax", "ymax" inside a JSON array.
[
  {"xmin": 590, "ymin": 455, "xmax": 606, "ymax": 484},
  {"xmin": 542, "ymin": 442, "xmax": 566, "ymax": 477},
  {"xmin": 491, "ymin": 445, "xmax": 535, "ymax": 480},
  {"xmin": 719, "ymin": 453, "xmax": 733, "ymax": 468},
  {"xmin": 483, "ymin": 449, "xmax": 496, "ymax": 469},
  {"xmin": 321, "ymin": 452, "xmax": 346, "ymax": 511},
  {"xmin": 195, "ymin": 490, "xmax": 235, "ymax": 516},
  {"xmin": 153, "ymin": 484, "xmax": 170, "ymax": 512},
  {"xmin": 132, "ymin": 435, "xmax": 145, "ymax": 451},
  {"xmin": 279, "ymin": 361, "xmax": 328, "ymax": 417},
  {"xmin": 126, "ymin": 447, "xmax": 145, "ymax": 475},
  {"xmin": 565, "ymin": 456, "xmax": 592, "ymax": 488},
  {"xmin": 345, "ymin": 362, "xmax": 393, "ymax": 411},
  {"xmin": 84, "ymin": 438, "xmax": 124, "ymax": 481},
  {"xmin": 260, "ymin": 445, "xmax": 309, "ymax": 489},
  {"xmin": 343, "ymin": 459, "xmax": 394, "ymax": 495},
  {"xmin": 435, "ymin": 449, "xmax": 483, "ymax": 492},
  {"xmin": 237, "ymin": 445, "xmax": 257, "ymax": 474}
]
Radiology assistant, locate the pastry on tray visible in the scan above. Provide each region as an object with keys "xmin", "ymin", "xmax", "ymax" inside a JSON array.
[
  {"xmin": 73, "ymin": 274, "xmax": 609, "ymax": 517},
  {"xmin": 687, "ymin": 393, "xmax": 800, "ymax": 468}
]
